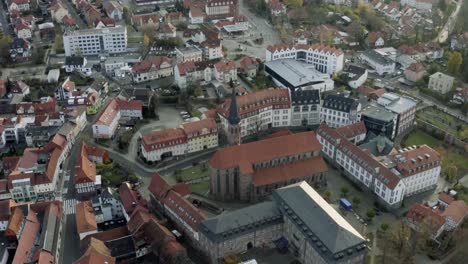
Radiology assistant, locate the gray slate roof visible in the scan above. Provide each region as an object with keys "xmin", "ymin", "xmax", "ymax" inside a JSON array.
[{"xmin": 273, "ymin": 182, "xmax": 365, "ymax": 255}]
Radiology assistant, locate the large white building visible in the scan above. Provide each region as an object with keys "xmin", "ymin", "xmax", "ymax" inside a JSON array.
[
  {"xmin": 265, "ymin": 59, "xmax": 335, "ymax": 92},
  {"xmin": 131, "ymin": 56, "xmax": 173, "ymax": 83},
  {"xmin": 428, "ymin": 72, "xmax": 455, "ymax": 94},
  {"xmin": 376, "ymin": 93, "xmax": 417, "ymax": 136},
  {"xmin": 317, "ymin": 123, "xmax": 441, "ymax": 208},
  {"xmin": 320, "ymin": 95, "xmax": 362, "ymax": 128},
  {"xmin": 359, "ymin": 49, "xmax": 395, "ymax": 76},
  {"xmin": 141, "ymin": 118, "xmax": 218, "ymax": 162},
  {"xmin": 217, "ymin": 88, "xmax": 321, "ymax": 138},
  {"xmin": 63, "ymin": 27, "xmax": 127, "ymax": 56},
  {"xmin": 265, "ymin": 43, "xmax": 344, "ymax": 74}
]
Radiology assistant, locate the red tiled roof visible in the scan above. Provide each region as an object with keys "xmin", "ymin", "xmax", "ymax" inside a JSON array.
[
  {"xmin": 214, "ymin": 61, "xmax": 236, "ymax": 73},
  {"xmin": 181, "ymin": 118, "xmax": 217, "ymax": 138},
  {"xmin": 131, "ymin": 13, "xmax": 160, "ymax": 25},
  {"xmin": 94, "ymin": 99, "xmax": 119, "ymax": 126},
  {"xmin": 407, "ymin": 203, "xmax": 445, "ymax": 230},
  {"xmin": 317, "ymin": 123, "xmax": 401, "ymax": 189},
  {"xmin": 263, "ymin": 129, "xmax": 293, "ymax": 139},
  {"xmin": 407, "ymin": 63, "xmax": 426, "ymax": 73},
  {"xmin": 75, "ymin": 237, "xmax": 115, "ymax": 264},
  {"xmin": 368, "ymin": 31, "xmax": 386, "ymax": 44},
  {"xmin": 75, "ymin": 201, "xmax": 97, "ymax": 235},
  {"xmin": 63, "ymin": 15, "xmax": 77, "ymax": 26},
  {"xmin": 335, "ymin": 121, "xmax": 367, "ymax": 140},
  {"xmin": 240, "ymin": 56, "xmax": 258, "ymax": 67},
  {"xmin": 438, "ymin": 192, "xmax": 455, "ymax": 205},
  {"xmin": 81, "ymin": 226, "xmax": 129, "ymax": 248},
  {"xmin": 5, "ymin": 207, "xmax": 23, "ymax": 237},
  {"xmin": 190, "ymin": 6, "xmax": 204, "ymax": 17},
  {"xmin": 75, "ymin": 143, "xmax": 97, "ymax": 184},
  {"xmin": 148, "ymin": 173, "xmax": 172, "ymax": 201},
  {"xmin": 267, "ymin": 43, "xmax": 343, "ymax": 56},
  {"xmin": 62, "ymin": 78, "xmax": 75, "ymax": 91},
  {"xmin": 163, "ymin": 190, "xmax": 207, "ymax": 231},
  {"xmin": 388, "ymin": 145, "xmax": 440, "ymax": 177},
  {"xmin": 12, "ymin": 209, "xmax": 40, "ymax": 264},
  {"xmin": 253, "ymin": 156, "xmax": 328, "ymax": 186},
  {"xmin": 172, "ymin": 183, "xmax": 191, "ymax": 197},
  {"xmin": 141, "ymin": 128, "xmax": 187, "ymax": 152},
  {"xmin": 217, "ymin": 88, "xmax": 290, "ymax": 119},
  {"xmin": 84, "ymin": 144, "xmax": 109, "ymax": 162},
  {"xmin": 33, "ymin": 250, "xmax": 55, "ymax": 264},
  {"xmin": 441, "ymin": 200, "xmax": 468, "ymax": 224},
  {"xmin": 132, "ymin": 56, "xmax": 172, "ymax": 74},
  {"xmin": 210, "ymin": 131, "xmax": 321, "ymax": 175},
  {"xmin": 115, "ymin": 98, "xmax": 143, "ymax": 111},
  {"xmin": 119, "ymin": 182, "xmax": 147, "ymax": 215},
  {"xmin": 0, "ymin": 200, "xmax": 16, "ymax": 222}
]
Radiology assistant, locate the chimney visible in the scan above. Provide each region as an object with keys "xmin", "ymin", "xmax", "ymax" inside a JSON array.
[{"xmin": 132, "ymin": 202, "xmax": 136, "ymax": 208}]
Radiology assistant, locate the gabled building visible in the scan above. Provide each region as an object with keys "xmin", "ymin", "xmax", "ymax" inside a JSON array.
[
  {"xmin": 376, "ymin": 93, "xmax": 417, "ymax": 136},
  {"xmin": 404, "ymin": 62, "xmax": 426, "ymax": 82},
  {"xmin": 10, "ymin": 80, "xmax": 30, "ymax": 96},
  {"xmin": 320, "ymin": 95, "xmax": 362, "ymax": 128},
  {"xmin": 8, "ymin": 0, "xmax": 30, "ymax": 13},
  {"xmin": 9, "ymin": 37, "xmax": 31, "ymax": 63},
  {"xmin": 104, "ymin": 2, "xmax": 123, "ymax": 20},
  {"xmin": 75, "ymin": 143, "xmax": 101, "ymax": 197},
  {"xmin": 428, "ymin": 72, "xmax": 455, "ymax": 94},
  {"xmin": 55, "ymin": 77, "xmax": 76, "ymax": 100},
  {"xmin": 65, "ymin": 56, "xmax": 92, "ymax": 75},
  {"xmin": 118, "ymin": 182, "xmax": 147, "ymax": 221},
  {"xmin": 131, "ymin": 56, "xmax": 173, "ymax": 83},
  {"xmin": 76, "ymin": 201, "xmax": 98, "ymax": 240},
  {"xmin": 214, "ymin": 61, "xmax": 237, "ymax": 82}
]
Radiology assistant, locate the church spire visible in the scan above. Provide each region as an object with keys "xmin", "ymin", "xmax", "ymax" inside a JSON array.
[{"xmin": 228, "ymin": 90, "xmax": 240, "ymax": 125}]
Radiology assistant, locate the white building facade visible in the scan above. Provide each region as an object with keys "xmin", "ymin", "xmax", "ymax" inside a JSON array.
[{"xmin": 63, "ymin": 27, "xmax": 127, "ymax": 56}]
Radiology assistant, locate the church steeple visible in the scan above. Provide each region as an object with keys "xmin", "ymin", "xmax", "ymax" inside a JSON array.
[
  {"xmin": 227, "ymin": 90, "xmax": 241, "ymax": 145},
  {"xmin": 228, "ymin": 90, "xmax": 240, "ymax": 125}
]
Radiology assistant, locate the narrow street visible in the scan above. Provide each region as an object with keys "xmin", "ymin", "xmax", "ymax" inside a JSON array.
[{"xmin": 436, "ymin": 0, "xmax": 464, "ymax": 43}]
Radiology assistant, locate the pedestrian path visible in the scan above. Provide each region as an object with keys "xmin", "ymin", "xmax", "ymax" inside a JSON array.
[{"xmin": 64, "ymin": 199, "xmax": 78, "ymax": 215}]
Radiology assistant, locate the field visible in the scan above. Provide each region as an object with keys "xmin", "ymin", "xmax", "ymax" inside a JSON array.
[{"xmin": 188, "ymin": 181, "xmax": 210, "ymax": 195}]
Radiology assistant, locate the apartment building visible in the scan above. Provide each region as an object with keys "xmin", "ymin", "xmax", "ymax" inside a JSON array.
[
  {"xmin": 428, "ymin": 72, "xmax": 455, "ymax": 94},
  {"xmin": 209, "ymin": 131, "xmax": 328, "ymax": 202},
  {"xmin": 141, "ymin": 118, "xmax": 218, "ymax": 162},
  {"xmin": 265, "ymin": 43, "xmax": 344, "ymax": 74},
  {"xmin": 63, "ymin": 27, "xmax": 127, "ymax": 56},
  {"xmin": 131, "ymin": 56, "xmax": 173, "ymax": 83},
  {"xmin": 214, "ymin": 61, "xmax": 237, "ymax": 82},
  {"xmin": 92, "ymin": 100, "xmax": 120, "ymax": 139},
  {"xmin": 320, "ymin": 95, "xmax": 362, "ymax": 128},
  {"xmin": 205, "ymin": 0, "xmax": 238, "ymax": 19},
  {"xmin": 173, "ymin": 60, "xmax": 215, "ymax": 89},
  {"xmin": 175, "ymin": 47, "xmax": 203, "ymax": 63},
  {"xmin": 316, "ymin": 123, "xmax": 441, "ymax": 208},
  {"xmin": 376, "ymin": 93, "xmax": 417, "ymax": 136}
]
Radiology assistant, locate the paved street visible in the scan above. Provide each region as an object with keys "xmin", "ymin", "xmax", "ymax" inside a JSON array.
[
  {"xmin": 0, "ymin": 2, "xmax": 10, "ymax": 35},
  {"xmin": 436, "ymin": 0, "xmax": 464, "ymax": 43},
  {"xmin": 63, "ymin": 0, "xmax": 87, "ymax": 28}
]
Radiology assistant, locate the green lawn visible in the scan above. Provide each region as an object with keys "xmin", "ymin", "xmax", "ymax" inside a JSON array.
[
  {"xmin": 175, "ymin": 164, "xmax": 209, "ymax": 182},
  {"xmin": 404, "ymin": 129, "xmax": 441, "ymax": 148},
  {"xmin": 188, "ymin": 181, "xmax": 210, "ymax": 195},
  {"xmin": 404, "ymin": 130, "xmax": 468, "ymax": 173},
  {"xmin": 128, "ymin": 37, "xmax": 143, "ymax": 43}
]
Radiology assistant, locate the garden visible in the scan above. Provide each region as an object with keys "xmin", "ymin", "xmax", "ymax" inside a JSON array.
[{"xmin": 173, "ymin": 163, "xmax": 210, "ymax": 195}]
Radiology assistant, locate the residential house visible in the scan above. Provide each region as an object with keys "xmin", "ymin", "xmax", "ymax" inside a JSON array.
[
  {"xmin": 269, "ymin": 0, "xmax": 286, "ymax": 17},
  {"xmin": 157, "ymin": 23, "xmax": 176, "ymax": 39},
  {"xmin": 428, "ymin": 72, "xmax": 455, "ymax": 94},
  {"xmin": 131, "ymin": 13, "xmax": 160, "ymax": 28},
  {"xmin": 104, "ymin": 2, "xmax": 123, "ymax": 21},
  {"xmin": 367, "ymin": 31, "xmax": 386, "ymax": 47},
  {"xmin": 165, "ymin": 11, "xmax": 185, "ymax": 25},
  {"xmin": 38, "ymin": 22, "xmax": 56, "ymax": 41},
  {"xmin": 239, "ymin": 56, "xmax": 259, "ymax": 78},
  {"xmin": 8, "ymin": 0, "xmax": 30, "ymax": 13},
  {"xmin": 73, "ymin": 237, "xmax": 115, "ymax": 264},
  {"xmin": 453, "ymin": 87, "xmax": 468, "ymax": 104},
  {"xmin": 91, "ymin": 188, "xmax": 124, "ymax": 224},
  {"xmin": 404, "ymin": 62, "xmax": 426, "ymax": 82},
  {"xmin": 119, "ymin": 182, "xmax": 147, "ymax": 221},
  {"xmin": 84, "ymin": 144, "xmax": 109, "ymax": 164},
  {"xmin": 359, "ymin": 49, "xmax": 395, "ymax": 75},
  {"xmin": 175, "ymin": 47, "xmax": 203, "ymax": 63},
  {"xmin": 65, "ymin": 56, "xmax": 92, "ymax": 75},
  {"xmin": 10, "ymin": 80, "xmax": 30, "ymax": 96},
  {"xmin": 76, "ymin": 201, "xmax": 98, "ymax": 240},
  {"xmin": 174, "ymin": 60, "xmax": 215, "ymax": 89},
  {"xmin": 189, "ymin": 6, "xmax": 204, "ymax": 24},
  {"xmin": 205, "ymin": 0, "xmax": 238, "ymax": 20},
  {"xmin": 75, "ymin": 143, "xmax": 101, "ymax": 197},
  {"xmin": 50, "ymin": 1, "xmax": 69, "ymax": 23},
  {"xmin": 55, "ymin": 77, "xmax": 76, "ymax": 100},
  {"xmin": 131, "ymin": 56, "xmax": 173, "ymax": 83},
  {"xmin": 92, "ymin": 100, "xmax": 121, "ymax": 139},
  {"xmin": 14, "ymin": 18, "xmax": 32, "ymax": 40},
  {"xmin": 9, "ymin": 37, "xmax": 31, "ymax": 62},
  {"xmin": 115, "ymin": 97, "xmax": 143, "ymax": 120},
  {"xmin": 214, "ymin": 61, "xmax": 237, "ymax": 82},
  {"xmin": 343, "ymin": 65, "xmax": 368, "ymax": 89}
]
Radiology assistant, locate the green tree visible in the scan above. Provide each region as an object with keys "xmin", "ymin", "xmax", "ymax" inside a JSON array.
[
  {"xmin": 380, "ymin": 223, "xmax": 390, "ymax": 233},
  {"xmin": 194, "ymin": 87, "xmax": 203, "ymax": 97},
  {"xmin": 284, "ymin": 0, "xmax": 303, "ymax": 8},
  {"xmin": 366, "ymin": 208, "xmax": 376, "ymax": 222},
  {"xmin": 352, "ymin": 197, "xmax": 361, "ymax": 209},
  {"xmin": 53, "ymin": 34, "xmax": 64, "ymax": 53},
  {"xmin": 324, "ymin": 191, "xmax": 332, "ymax": 201},
  {"xmin": 388, "ymin": 222, "xmax": 412, "ymax": 258},
  {"xmin": 123, "ymin": 6, "xmax": 131, "ymax": 24},
  {"xmin": 340, "ymin": 186, "xmax": 349, "ymax": 197},
  {"xmin": 448, "ymin": 51, "xmax": 463, "ymax": 75},
  {"xmin": 347, "ymin": 21, "xmax": 366, "ymax": 46}
]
